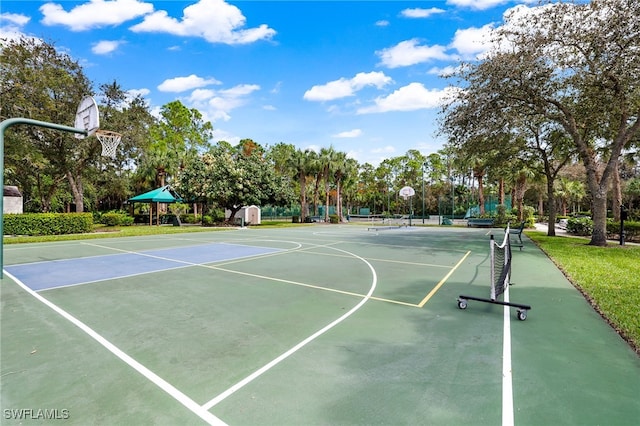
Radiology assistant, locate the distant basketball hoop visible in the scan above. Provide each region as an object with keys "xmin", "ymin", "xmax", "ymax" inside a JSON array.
[
  {"xmin": 95, "ymin": 130, "xmax": 122, "ymax": 159},
  {"xmin": 399, "ymin": 186, "xmax": 415, "ymax": 200}
]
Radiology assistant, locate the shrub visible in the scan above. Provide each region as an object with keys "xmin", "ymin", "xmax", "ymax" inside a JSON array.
[
  {"xmin": 100, "ymin": 212, "xmax": 134, "ymax": 226},
  {"xmin": 521, "ymin": 206, "xmax": 536, "ymax": 228},
  {"xmin": 494, "ymin": 204, "xmax": 517, "ymax": 227},
  {"xmin": 329, "ymin": 214, "xmax": 339, "ymax": 224},
  {"xmin": 567, "ymin": 216, "xmax": 593, "ymax": 236},
  {"xmin": 181, "ymin": 214, "xmax": 198, "ymax": 224},
  {"xmin": 202, "ymin": 215, "xmax": 215, "ymax": 226},
  {"xmin": 607, "ymin": 219, "xmax": 640, "ymax": 243},
  {"xmin": 4, "ymin": 213, "xmax": 93, "ymax": 236}
]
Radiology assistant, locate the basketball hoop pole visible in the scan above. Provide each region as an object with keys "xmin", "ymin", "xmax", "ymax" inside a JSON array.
[{"xmin": 0, "ymin": 117, "xmax": 88, "ymax": 278}]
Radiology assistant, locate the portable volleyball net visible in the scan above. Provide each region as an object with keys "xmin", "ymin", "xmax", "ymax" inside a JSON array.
[{"xmin": 458, "ymin": 224, "xmax": 531, "ymax": 321}]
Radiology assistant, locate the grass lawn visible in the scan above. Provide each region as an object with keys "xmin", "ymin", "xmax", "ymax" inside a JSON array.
[{"xmin": 526, "ymin": 231, "xmax": 640, "ymax": 355}]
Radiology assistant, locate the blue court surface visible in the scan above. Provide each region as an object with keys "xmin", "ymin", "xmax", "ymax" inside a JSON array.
[{"xmin": 5, "ymin": 242, "xmax": 282, "ymax": 291}]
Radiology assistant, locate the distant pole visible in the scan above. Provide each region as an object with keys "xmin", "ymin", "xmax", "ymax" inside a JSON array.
[
  {"xmin": 450, "ymin": 176, "xmax": 455, "ymax": 223},
  {"xmin": 422, "ymin": 162, "xmax": 426, "ymax": 224},
  {"xmin": 0, "ymin": 118, "xmax": 87, "ymax": 277}
]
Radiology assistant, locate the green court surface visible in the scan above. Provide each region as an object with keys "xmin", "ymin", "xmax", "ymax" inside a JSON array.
[{"xmin": 1, "ymin": 226, "xmax": 638, "ymax": 425}]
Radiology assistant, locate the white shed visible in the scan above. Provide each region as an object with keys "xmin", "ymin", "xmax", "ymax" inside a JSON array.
[
  {"xmin": 3, "ymin": 186, "xmax": 23, "ymax": 214},
  {"xmin": 226, "ymin": 205, "xmax": 261, "ymax": 225}
]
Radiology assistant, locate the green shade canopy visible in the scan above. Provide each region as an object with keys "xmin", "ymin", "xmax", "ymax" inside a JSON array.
[{"xmin": 128, "ymin": 185, "xmax": 182, "ymax": 203}]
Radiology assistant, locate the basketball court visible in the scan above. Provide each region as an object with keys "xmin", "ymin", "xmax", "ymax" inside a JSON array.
[{"xmin": 1, "ymin": 225, "xmax": 638, "ymax": 425}]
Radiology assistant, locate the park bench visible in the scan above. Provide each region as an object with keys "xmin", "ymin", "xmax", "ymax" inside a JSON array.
[
  {"xmin": 467, "ymin": 218, "xmax": 495, "ymax": 227},
  {"xmin": 509, "ymin": 221, "xmax": 525, "ymax": 250}
]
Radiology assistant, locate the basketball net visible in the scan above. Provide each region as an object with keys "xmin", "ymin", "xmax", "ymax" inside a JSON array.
[{"xmin": 95, "ymin": 130, "xmax": 122, "ymax": 159}]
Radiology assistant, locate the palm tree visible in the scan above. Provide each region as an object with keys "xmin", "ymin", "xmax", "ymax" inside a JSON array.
[
  {"xmin": 511, "ymin": 164, "xmax": 535, "ymax": 221},
  {"xmin": 332, "ymin": 151, "xmax": 350, "ymax": 221},
  {"xmin": 289, "ymin": 149, "xmax": 314, "ymax": 222},
  {"xmin": 319, "ymin": 146, "xmax": 337, "ymax": 221}
]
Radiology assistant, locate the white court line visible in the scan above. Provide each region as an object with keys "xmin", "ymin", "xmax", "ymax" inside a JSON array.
[
  {"xmin": 3, "ymin": 269, "xmax": 226, "ymax": 426},
  {"xmin": 502, "ymin": 284, "xmax": 515, "ymax": 426},
  {"xmin": 201, "ymin": 244, "xmax": 378, "ymax": 410}
]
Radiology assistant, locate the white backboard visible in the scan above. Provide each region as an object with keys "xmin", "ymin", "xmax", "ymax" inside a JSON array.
[
  {"xmin": 399, "ymin": 186, "xmax": 415, "ymax": 198},
  {"xmin": 74, "ymin": 96, "xmax": 100, "ymax": 139}
]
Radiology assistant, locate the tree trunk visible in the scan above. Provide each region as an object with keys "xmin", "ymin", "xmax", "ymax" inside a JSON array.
[
  {"xmin": 538, "ymin": 193, "xmax": 544, "ymax": 218},
  {"xmin": 324, "ymin": 181, "xmax": 330, "ymax": 222},
  {"xmin": 335, "ymin": 179, "xmax": 343, "ymax": 221},
  {"xmin": 477, "ymin": 174, "xmax": 485, "ymax": 215},
  {"xmin": 228, "ymin": 205, "xmax": 242, "ymax": 223},
  {"xmin": 546, "ymin": 176, "xmax": 557, "ymax": 237},
  {"xmin": 299, "ymin": 171, "xmax": 307, "ymax": 222},
  {"xmin": 66, "ymin": 172, "xmax": 84, "ymax": 212},
  {"xmin": 590, "ymin": 188, "xmax": 608, "ymax": 246},
  {"xmin": 611, "ymin": 162, "xmax": 622, "ymax": 221},
  {"xmin": 515, "ymin": 176, "xmax": 527, "ymax": 221}
]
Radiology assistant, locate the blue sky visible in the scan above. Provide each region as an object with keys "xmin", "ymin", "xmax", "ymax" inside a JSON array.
[{"xmin": 1, "ymin": 0, "xmax": 539, "ymax": 165}]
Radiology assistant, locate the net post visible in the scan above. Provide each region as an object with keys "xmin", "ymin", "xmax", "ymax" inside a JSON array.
[{"xmin": 490, "ymin": 234, "xmax": 496, "ymax": 300}]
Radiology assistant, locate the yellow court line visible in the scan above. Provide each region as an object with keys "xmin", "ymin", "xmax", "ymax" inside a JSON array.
[{"xmin": 418, "ymin": 250, "xmax": 471, "ymax": 308}]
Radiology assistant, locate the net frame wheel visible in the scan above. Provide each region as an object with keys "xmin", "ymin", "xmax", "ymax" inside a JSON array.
[
  {"xmin": 457, "ymin": 298, "xmax": 468, "ymax": 309},
  {"xmin": 516, "ymin": 309, "xmax": 527, "ymax": 321}
]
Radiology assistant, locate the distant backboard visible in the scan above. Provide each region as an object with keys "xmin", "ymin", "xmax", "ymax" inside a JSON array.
[
  {"xmin": 74, "ymin": 96, "xmax": 99, "ymax": 139},
  {"xmin": 399, "ymin": 186, "xmax": 415, "ymax": 200}
]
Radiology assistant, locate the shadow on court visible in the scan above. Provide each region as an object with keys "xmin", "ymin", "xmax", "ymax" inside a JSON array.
[{"xmin": 1, "ymin": 226, "xmax": 638, "ymax": 425}]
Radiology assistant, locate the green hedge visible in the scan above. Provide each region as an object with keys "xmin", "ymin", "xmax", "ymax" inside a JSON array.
[
  {"xmin": 101, "ymin": 212, "xmax": 134, "ymax": 226},
  {"xmin": 4, "ymin": 213, "xmax": 94, "ymax": 236},
  {"xmin": 607, "ymin": 219, "xmax": 640, "ymax": 242},
  {"xmin": 567, "ymin": 217, "xmax": 640, "ymax": 242}
]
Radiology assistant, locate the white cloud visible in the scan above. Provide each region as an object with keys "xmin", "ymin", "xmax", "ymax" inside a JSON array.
[
  {"xmin": 427, "ymin": 65, "xmax": 459, "ymax": 77},
  {"xmin": 304, "ymin": 72, "xmax": 393, "ymax": 102},
  {"xmin": 1, "ymin": 13, "xmax": 30, "ymax": 26},
  {"xmin": 333, "ymin": 129, "xmax": 363, "ymax": 138},
  {"xmin": 212, "ymin": 128, "xmax": 240, "ymax": 145},
  {"xmin": 219, "ymin": 84, "xmax": 260, "ymax": 97},
  {"xmin": 127, "ymin": 88, "xmax": 150, "ymax": 98},
  {"xmin": 400, "ymin": 8, "xmax": 445, "ymax": 18},
  {"xmin": 130, "ymin": 0, "xmax": 276, "ymax": 45},
  {"xmin": 157, "ymin": 74, "xmax": 221, "ymax": 92},
  {"xmin": 446, "ymin": 0, "xmax": 509, "ymax": 11},
  {"xmin": 375, "ymin": 20, "xmax": 389, "ymax": 27},
  {"xmin": 357, "ymin": 83, "xmax": 454, "ymax": 114},
  {"xmin": 377, "ymin": 39, "xmax": 451, "ymax": 68},
  {"xmin": 40, "ymin": 0, "xmax": 154, "ymax": 31},
  {"xmin": 449, "ymin": 24, "xmax": 494, "ymax": 58},
  {"xmin": 91, "ymin": 40, "xmax": 122, "ymax": 55},
  {"xmin": 187, "ymin": 84, "xmax": 260, "ymax": 122},
  {"xmin": 0, "ymin": 12, "xmax": 31, "ymax": 40},
  {"xmin": 372, "ymin": 146, "xmax": 396, "ymax": 154}
]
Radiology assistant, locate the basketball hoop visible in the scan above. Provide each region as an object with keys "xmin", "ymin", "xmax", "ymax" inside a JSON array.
[
  {"xmin": 399, "ymin": 186, "xmax": 415, "ymax": 200},
  {"xmin": 95, "ymin": 130, "xmax": 122, "ymax": 159}
]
